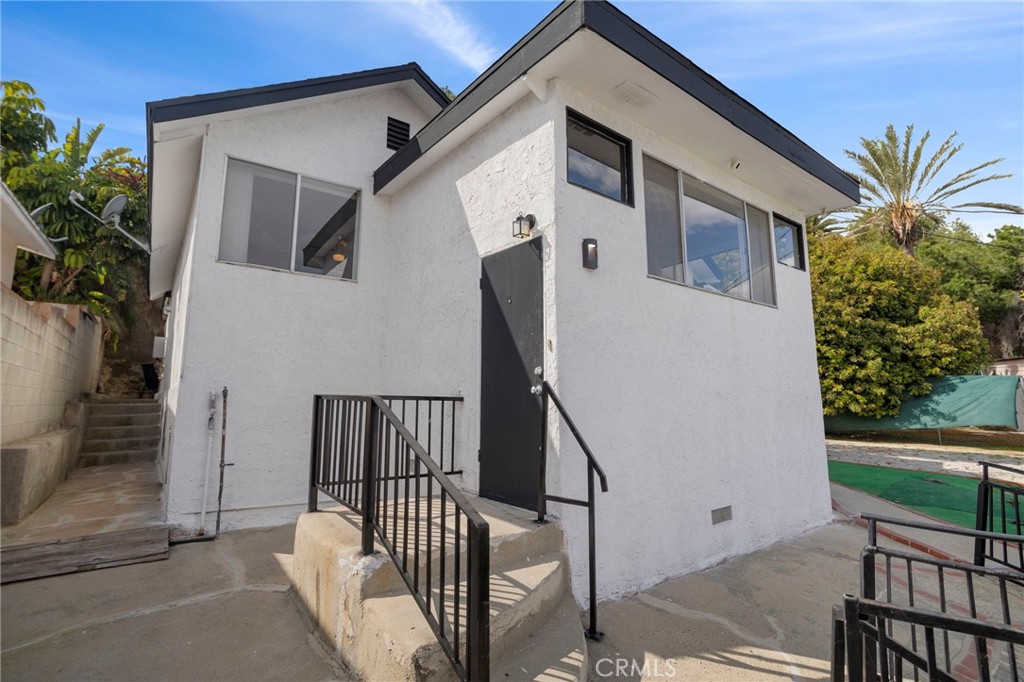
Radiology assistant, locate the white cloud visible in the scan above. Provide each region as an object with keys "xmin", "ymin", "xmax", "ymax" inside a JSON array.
[{"xmin": 380, "ymin": 0, "xmax": 499, "ymax": 73}]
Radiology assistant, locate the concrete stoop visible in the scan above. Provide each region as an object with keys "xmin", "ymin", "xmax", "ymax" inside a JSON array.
[{"xmin": 291, "ymin": 496, "xmax": 588, "ymax": 681}]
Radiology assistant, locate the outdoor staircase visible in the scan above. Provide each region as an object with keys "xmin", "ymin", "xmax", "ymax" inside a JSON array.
[
  {"xmin": 79, "ymin": 398, "xmax": 161, "ymax": 467},
  {"xmin": 291, "ymin": 496, "xmax": 588, "ymax": 681},
  {"xmin": 0, "ymin": 398, "xmax": 168, "ymax": 583}
]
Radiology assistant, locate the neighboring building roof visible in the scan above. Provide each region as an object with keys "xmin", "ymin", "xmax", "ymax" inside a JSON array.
[
  {"xmin": 146, "ymin": 63, "xmax": 450, "ymax": 126},
  {"xmin": 374, "ymin": 0, "xmax": 860, "ymax": 204},
  {"xmin": 1, "ymin": 182, "xmax": 58, "ymax": 260}
]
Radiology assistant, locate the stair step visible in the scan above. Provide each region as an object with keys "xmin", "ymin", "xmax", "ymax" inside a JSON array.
[
  {"xmin": 0, "ymin": 463, "xmax": 168, "ymax": 583},
  {"xmin": 87, "ymin": 402, "xmax": 161, "ymax": 417},
  {"xmin": 85, "ymin": 425, "xmax": 161, "ymax": 440},
  {"xmin": 292, "ymin": 494, "xmax": 581, "ymax": 682},
  {"xmin": 82, "ymin": 436, "xmax": 161, "ymax": 453},
  {"xmin": 79, "ymin": 448, "xmax": 158, "ymax": 467},
  {"xmin": 87, "ymin": 413, "xmax": 161, "ymax": 428},
  {"xmin": 492, "ymin": 591, "xmax": 587, "ymax": 681},
  {"xmin": 360, "ymin": 551, "xmax": 569, "ymax": 680}
]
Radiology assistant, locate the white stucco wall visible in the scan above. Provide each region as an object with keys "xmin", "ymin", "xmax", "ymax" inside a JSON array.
[
  {"xmin": 161, "ymin": 75, "xmax": 832, "ymax": 604},
  {"xmin": 160, "ymin": 88, "xmax": 437, "ymax": 532},
  {"xmin": 378, "ymin": 91, "xmax": 558, "ymax": 495},
  {"xmin": 545, "ymin": 80, "xmax": 832, "ymax": 601}
]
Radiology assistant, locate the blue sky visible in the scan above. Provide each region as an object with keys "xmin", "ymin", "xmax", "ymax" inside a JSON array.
[{"xmin": 2, "ymin": 1, "xmax": 1022, "ymax": 236}]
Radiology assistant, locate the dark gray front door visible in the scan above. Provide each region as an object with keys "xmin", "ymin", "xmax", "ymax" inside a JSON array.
[{"xmin": 479, "ymin": 237, "xmax": 544, "ymax": 510}]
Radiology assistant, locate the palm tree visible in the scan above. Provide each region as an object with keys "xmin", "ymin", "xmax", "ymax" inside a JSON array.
[{"xmin": 842, "ymin": 124, "xmax": 1022, "ymax": 255}]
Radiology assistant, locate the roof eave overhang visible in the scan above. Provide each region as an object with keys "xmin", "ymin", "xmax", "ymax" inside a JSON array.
[
  {"xmin": 1, "ymin": 182, "xmax": 58, "ymax": 259},
  {"xmin": 374, "ymin": 0, "xmax": 860, "ymax": 207}
]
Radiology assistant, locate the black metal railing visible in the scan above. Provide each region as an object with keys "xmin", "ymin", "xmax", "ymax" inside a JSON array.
[
  {"xmin": 535, "ymin": 380, "xmax": 608, "ymax": 641},
  {"xmin": 832, "ymin": 513, "xmax": 1024, "ymax": 682},
  {"xmin": 976, "ymin": 461, "xmax": 1024, "ymax": 571},
  {"xmin": 308, "ymin": 394, "xmax": 489, "ymax": 681},
  {"xmin": 839, "ymin": 595, "xmax": 1024, "ymax": 682}
]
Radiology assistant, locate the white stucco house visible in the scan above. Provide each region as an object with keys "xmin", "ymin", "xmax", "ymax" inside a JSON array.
[{"xmin": 147, "ymin": 0, "xmax": 859, "ymax": 604}]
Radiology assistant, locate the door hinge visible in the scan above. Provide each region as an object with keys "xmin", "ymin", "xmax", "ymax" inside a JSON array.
[
  {"xmin": 478, "ymin": 449, "xmax": 481, "ymax": 461},
  {"xmin": 479, "ymin": 277, "xmax": 483, "ymax": 290}
]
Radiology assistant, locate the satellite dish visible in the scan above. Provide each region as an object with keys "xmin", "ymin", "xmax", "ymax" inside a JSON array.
[{"xmin": 100, "ymin": 195, "xmax": 128, "ymax": 225}]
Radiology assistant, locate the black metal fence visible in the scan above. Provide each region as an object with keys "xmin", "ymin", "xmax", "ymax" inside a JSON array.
[
  {"xmin": 834, "ymin": 514, "xmax": 1024, "ymax": 682},
  {"xmin": 308, "ymin": 394, "xmax": 489, "ymax": 681},
  {"xmin": 976, "ymin": 461, "xmax": 1024, "ymax": 571}
]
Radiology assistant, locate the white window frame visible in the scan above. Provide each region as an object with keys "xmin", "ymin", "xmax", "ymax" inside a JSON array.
[{"xmin": 216, "ymin": 155, "xmax": 362, "ymax": 283}]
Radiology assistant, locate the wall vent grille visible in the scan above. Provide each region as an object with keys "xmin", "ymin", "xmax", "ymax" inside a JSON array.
[
  {"xmin": 711, "ymin": 505, "xmax": 733, "ymax": 525},
  {"xmin": 387, "ymin": 117, "xmax": 411, "ymax": 150}
]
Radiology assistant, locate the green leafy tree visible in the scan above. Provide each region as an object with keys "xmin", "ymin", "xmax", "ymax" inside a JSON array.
[
  {"xmin": 1, "ymin": 82, "xmax": 148, "ymax": 347},
  {"xmin": 810, "ymin": 234, "xmax": 990, "ymax": 417},
  {"xmin": 842, "ymin": 124, "xmax": 1023, "ymax": 255},
  {"xmin": 916, "ymin": 221, "xmax": 1024, "ymax": 325},
  {"xmin": 1, "ymin": 80, "xmax": 56, "ymax": 172}
]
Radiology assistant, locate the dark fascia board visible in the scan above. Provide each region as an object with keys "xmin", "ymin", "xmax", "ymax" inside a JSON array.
[
  {"xmin": 374, "ymin": 0, "xmax": 583, "ymax": 194},
  {"xmin": 146, "ymin": 63, "xmax": 449, "ymax": 124},
  {"xmin": 373, "ymin": 0, "xmax": 860, "ymax": 204},
  {"xmin": 582, "ymin": 1, "xmax": 859, "ymax": 203}
]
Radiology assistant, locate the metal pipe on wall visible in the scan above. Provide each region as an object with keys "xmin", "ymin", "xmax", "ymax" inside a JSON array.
[{"xmin": 169, "ymin": 386, "xmax": 231, "ymax": 546}]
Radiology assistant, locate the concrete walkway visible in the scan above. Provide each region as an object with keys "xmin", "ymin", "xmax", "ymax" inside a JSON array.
[
  {"xmin": 2, "ymin": 485, "xmax": 1016, "ymax": 682},
  {"xmin": 1, "ymin": 524, "xmax": 349, "ymax": 682},
  {"xmin": 826, "ymin": 439, "xmax": 1024, "ymax": 485}
]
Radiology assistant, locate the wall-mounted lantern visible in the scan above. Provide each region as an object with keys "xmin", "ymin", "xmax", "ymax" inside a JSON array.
[
  {"xmin": 513, "ymin": 213, "xmax": 536, "ymax": 239},
  {"xmin": 582, "ymin": 238, "xmax": 598, "ymax": 270}
]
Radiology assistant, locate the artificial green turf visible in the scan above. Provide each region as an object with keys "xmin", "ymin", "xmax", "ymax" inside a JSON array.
[{"xmin": 827, "ymin": 460, "xmax": 980, "ymax": 528}]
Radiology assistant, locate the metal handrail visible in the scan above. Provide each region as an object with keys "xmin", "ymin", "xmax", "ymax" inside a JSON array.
[
  {"xmin": 542, "ymin": 382, "xmax": 608, "ymax": 492},
  {"xmin": 308, "ymin": 394, "xmax": 489, "ymax": 681},
  {"xmin": 536, "ymin": 380, "xmax": 608, "ymax": 641}
]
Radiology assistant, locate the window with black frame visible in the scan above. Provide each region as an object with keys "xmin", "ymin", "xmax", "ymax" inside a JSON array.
[
  {"xmin": 773, "ymin": 214, "xmax": 805, "ymax": 270},
  {"xmin": 566, "ymin": 109, "xmax": 633, "ymax": 205}
]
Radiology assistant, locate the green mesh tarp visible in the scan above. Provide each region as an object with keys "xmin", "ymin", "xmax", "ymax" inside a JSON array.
[{"xmin": 824, "ymin": 375, "xmax": 1023, "ymax": 432}]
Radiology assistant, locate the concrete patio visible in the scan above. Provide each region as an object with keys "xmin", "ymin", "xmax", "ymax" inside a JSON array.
[{"xmin": 1, "ymin": 483, "xmax": 1017, "ymax": 681}]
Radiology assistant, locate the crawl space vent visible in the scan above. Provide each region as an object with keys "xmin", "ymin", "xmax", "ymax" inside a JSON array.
[
  {"xmin": 386, "ymin": 117, "xmax": 411, "ymax": 150},
  {"xmin": 711, "ymin": 505, "xmax": 733, "ymax": 525}
]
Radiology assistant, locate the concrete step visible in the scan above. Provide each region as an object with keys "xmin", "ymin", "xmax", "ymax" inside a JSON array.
[
  {"xmin": 87, "ymin": 401, "xmax": 161, "ymax": 417},
  {"xmin": 359, "ymin": 551, "xmax": 570, "ymax": 680},
  {"xmin": 0, "ymin": 463, "xmax": 168, "ymax": 583},
  {"xmin": 82, "ymin": 436, "xmax": 161, "ymax": 453},
  {"xmin": 79, "ymin": 448, "xmax": 158, "ymax": 467},
  {"xmin": 87, "ymin": 413, "xmax": 161, "ymax": 428},
  {"xmin": 292, "ymin": 494, "xmax": 583, "ymax": 682},
  {"xmin": 85, "ymin": 424, "xmax": 161, "ymax": 441},
  {"xmin": 492, "ymin": 591, "xmax": 588, "ymax": 681}
]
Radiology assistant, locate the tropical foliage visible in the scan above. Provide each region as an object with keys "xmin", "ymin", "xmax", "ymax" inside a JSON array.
[
  {"xmin": 841, "ymin": 124, "xmax": 1022, "ymax": 254},
  {"xmin": 1, "ymin": 80, "xmax": 148, "ymax": 346},
  {"xmin": 916, "ymin": 221, "xmax": 1024, "ymax": 325},
  {"xmin": 810, "ymin": 234, "xmax": 990, "ymax": 418}
]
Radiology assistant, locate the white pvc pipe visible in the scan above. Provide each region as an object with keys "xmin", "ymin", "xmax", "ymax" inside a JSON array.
[{"xmin": 198, "ymin": 391, "xmax": 217, "ymax": 533}]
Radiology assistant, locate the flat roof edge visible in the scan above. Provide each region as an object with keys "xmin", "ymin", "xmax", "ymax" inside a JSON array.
[
  {"xmin": 374, "ymin": 0, "xmax": 859, "ymax": 203},
  {"xmin": 582, "ymin": 1, "xmax": 860, "ymax": 203}
]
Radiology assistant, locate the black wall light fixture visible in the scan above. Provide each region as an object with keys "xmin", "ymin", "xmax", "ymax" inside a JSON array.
[
  {"xmin": 582, "ymin": 238, "xmax": 598, "ymax": 269},
  {"xmin": 513, "ymin": 213, "xmax": 536, "ymax": 239}
]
